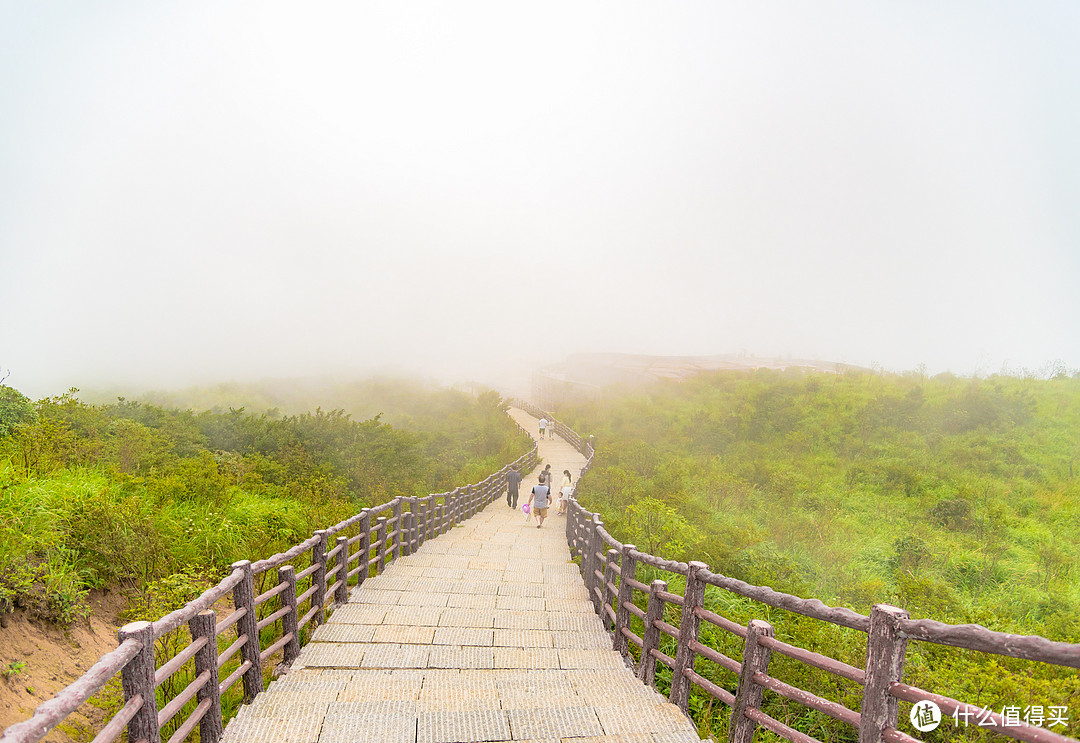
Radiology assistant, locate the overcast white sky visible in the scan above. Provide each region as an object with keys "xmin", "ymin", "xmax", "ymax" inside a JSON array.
[{"xmin": 2, "ymin": 1, "xmax": 1078, "ymax": 398}]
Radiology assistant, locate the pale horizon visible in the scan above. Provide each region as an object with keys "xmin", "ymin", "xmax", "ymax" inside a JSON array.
[{"xmin": 3, "ymin": 2, "xmax": 1078, "ymax": 400}]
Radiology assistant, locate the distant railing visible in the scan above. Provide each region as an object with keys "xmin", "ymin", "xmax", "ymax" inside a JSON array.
[
  {"xmin": 0, "ymin": 417, "xmax": 538, "ymax": 743},
  {"xmin": 526, "ymin": 403, "xmax": 1080, "ymax": 743}
]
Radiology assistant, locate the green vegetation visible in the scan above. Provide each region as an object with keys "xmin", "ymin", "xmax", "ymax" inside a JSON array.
[
  {"xmin": 559, "ymin": 369, "xmax": 1080, "ymax": 741},
  {"xmin": 1, "ymin": 660, "xmax": 26, "ymax": 680},
  {"xmin": 0, "ymin": 381, "xmax": 526, "ymax": 625}
]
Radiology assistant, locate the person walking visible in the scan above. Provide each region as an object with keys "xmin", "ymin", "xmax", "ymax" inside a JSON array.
[
  {"xmin": 556, "ymin": 470, "xmax": 573, "ymax": 515},
  {"xmin": 527, "ymin": 475, "xmax": 550, "ymax": 529},
  {"xmin": 538, "ymin": 417, "xmax": 548, "ymax": 440},
  {"xmin": 506, "ymin": 465, "xmax": 522, "ymax": 508}
]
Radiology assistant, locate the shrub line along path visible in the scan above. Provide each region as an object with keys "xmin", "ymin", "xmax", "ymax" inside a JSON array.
[{"xmin": 219, "ymin": 407, "xmax": 703, "ymax": 743}]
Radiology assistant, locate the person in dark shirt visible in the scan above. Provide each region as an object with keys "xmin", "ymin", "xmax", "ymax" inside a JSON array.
[{"xmin": 506, "ymin": 465, "xmax": 523, "ymax": 508}]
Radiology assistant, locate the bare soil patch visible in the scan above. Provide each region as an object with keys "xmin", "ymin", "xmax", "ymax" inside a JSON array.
[{"xmin": 0, "ymin": 590, "xmax": 127, "ymax": 742}]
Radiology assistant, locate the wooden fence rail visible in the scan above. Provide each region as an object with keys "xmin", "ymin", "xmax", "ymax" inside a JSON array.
[
  {"xmin": 520, "ymin": 402, "xmax": 1080, "ymax": 743},
  {"xmin": 1, "ymin": 415, "xmax": 538, "ymax": 743}
]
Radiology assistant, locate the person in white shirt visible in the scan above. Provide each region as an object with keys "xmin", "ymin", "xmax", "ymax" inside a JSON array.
[{"xmin": 557, "ymin": 471, "xmax": 573, "ymax": 515}]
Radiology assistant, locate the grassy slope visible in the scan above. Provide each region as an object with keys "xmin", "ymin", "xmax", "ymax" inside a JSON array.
[
  {"xmin": 557, "ymin": 370, "xmax": 1080, "ymax": 742},
  {"xmin": 0, "ymin": 381, "xmax": 526, "ymax": 624}
]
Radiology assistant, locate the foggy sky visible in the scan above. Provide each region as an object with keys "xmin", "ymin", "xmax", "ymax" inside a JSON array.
[{"xmin": 2, "ymin": 2, "xmax": 1079, "ymax": 399}]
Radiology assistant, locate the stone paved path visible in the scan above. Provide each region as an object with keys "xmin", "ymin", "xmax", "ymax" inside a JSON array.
[{"xmin": 221, "ymin": 408, "xmax": 703, "ymax": 743}]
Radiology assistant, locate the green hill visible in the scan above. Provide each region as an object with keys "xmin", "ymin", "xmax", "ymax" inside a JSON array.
[{"xmin": 0, "ymin": 381, "xmax": 525, "ymax": 624}]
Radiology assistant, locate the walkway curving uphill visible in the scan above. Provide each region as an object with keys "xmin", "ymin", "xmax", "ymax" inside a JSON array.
[{"xmin": 220, "ymin": 408, "xmax": 703, "ymax": 743}]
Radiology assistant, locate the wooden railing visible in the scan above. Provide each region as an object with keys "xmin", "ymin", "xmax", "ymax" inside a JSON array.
[
  {"xmin": 0, "ymin": 419, "xmax": 538, "ymax": 743},
  {"xmin": 524, "ymin": 403, "xmax": 1080, "ymax": 743}
]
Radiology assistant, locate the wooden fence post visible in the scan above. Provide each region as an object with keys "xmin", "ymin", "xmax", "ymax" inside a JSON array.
[
  {"xmin": 279, "ymin": 565, "xmax": 301, "ymax": 667},
  {"xmin": 587, "ymin": 519, "xmax": 604, "ymax": 615},
  {"xmin": 638, "ymin": 579, "xmax": 667, "ymax": 687},
  {"xmin": 572, "ymin": 505, "xmax": 584, "ymax": 563},
  {"xmin": 565, "ymin": 494, "xmax": 574, "ymax": 544},
  {"xmin": 580, "ymin": 513, "xmax": 592, "ymax": 591},
  {"xmin": 393, "ymin": 500, "xmax": 403, "ymax": 561},
  {"xmin": 859, "ymin": 604, "xmax": 910, "ymax": 743},
  {"xmin": 310, "ymin": 530, "xmax": 328, "ymax": 628},
  {"xmin": 357, "ymin": 510, "xmax": 371, "ymax": 585},
  {"xmin": 603, "ymin": 548, "xmax": 619, "ymax": 632},
  {"xmin": 118, "ymin": 620, "xmax": 160, "ymax": 743},
  {"xmin": 334, "ymin": 536, "xmax": 349, "ymax": 605},
  {"xmin": 376, "ymin": 517, "xmax": 387, "ymax": 573},
  {"xmin": 230, "ymin": 559, "xmax": 264, "ymax": 701},
  {"xmin": 411, "ymin": 497, "xmax": 420, "ymax": 552},
  {"xmin": 613, "ymin": 544, "xmax": 638, "ymax": 657},
  {"xmin": 729, "ymin": 619, "xmax": 775, "ymax": 743},
  {"xmin": 189, "ymin": 610, "xmax": 223, "ymax": 743},
  {"xmin": 669, "ymin": 560, "xmax": 707, "ymax": 713}
]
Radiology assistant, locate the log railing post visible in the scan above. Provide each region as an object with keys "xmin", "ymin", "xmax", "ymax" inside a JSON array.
[
  {"xmin": 603, "ymin": 548, "xmax": 619, "ymax": 632},
  {"xmin": 638, "ymin": 579, "xmax": 667, "ymax": 687},
  {"xmin": 859, "ymin": 604, "xmax": 910, "ymax": 743},
  {"xmin": 310, "ymin": 530, "xmax": 328, "ymax": 628},
  {"xmin": 419, "ymin": 497, "xmax": 428, "ymax": 544},
  {"xmin": 565, "ymin": 496, "xmax": 574, "ymax": 544},
  {"xmin": 587, "ymin": 519, "xmax": 604, "ymax": 615},
  {"xmin": 405, "ymin": 498, "xmax": 414, "ymax": 551},
  {"xmin": 412, "ymin": 498, "xmax": 421, "ymax": 552},
  {"xmin": 230, "ymin": 559, "xmax": 264, "ymax": 701},
  {"xmin": 729, "ymin": 619, "xmax": 775, "ymax": 743},
  {"xmin": 392, "ymin": 499, "xmax": 403, "ymax": 561},
  {"xmin": 189, "ymin": 610, "xmax": 223, "ymax": 743},
  {"xmin": 279, "ymin": 565, "xmax": 301, "ymax": 667},
  {"xmin": 334, "ymin": 535, "xmax": 349, "ymax": 605},
  {"xmin": 669, "ymin": 560, "xmax": 707, "ymax": 713},
  {"xmin": 613, "ymin": 544, "xmax": 638, "ymax": 657},
  {"xmin": 376, "ymin": 517, "xmax": 387, "ymax": 573},
  {"xmin": 357, "ymin": 510, "xmax": 371, "ymax": 585},
  {"xmin": 571, "ymin": 505, "xmax": 583, "ymax": 562},
  {"xmin": 118, "ymin": 620, "xmax": 160, "ymax": 743}
]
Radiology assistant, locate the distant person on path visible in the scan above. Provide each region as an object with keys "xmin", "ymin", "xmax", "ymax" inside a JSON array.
[
  {"xmin": 557, "ymin": 470, "xmax": 573, "ymax": 515},
  {"xmin": 538, "ymin": 417, "xmax": 548, "ymax": 440},
  {"xmin": 543, "ymin": 464, "xmax": 552, "ymax": 489},
  {"xmin": 527, "ymin": 476, "xmax": 550, "ymax": 529},
  {"xmin": 506, "ymin": 465, "xmax": 522, "ymax": 509}
]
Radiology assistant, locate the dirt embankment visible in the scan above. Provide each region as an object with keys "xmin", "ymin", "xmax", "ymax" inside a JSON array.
[{"xmin": 0, "ymin": 591, "xmax": 127, "ymax": 742}]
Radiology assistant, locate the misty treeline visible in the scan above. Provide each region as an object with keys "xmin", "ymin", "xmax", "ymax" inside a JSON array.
[
  {"xmin": 0, "ymin": 380, "xmax": 527, "ymax": 625},
  {"xmin": 557, "ymin": 370, "xmax": 1079, "ymax": 741}
]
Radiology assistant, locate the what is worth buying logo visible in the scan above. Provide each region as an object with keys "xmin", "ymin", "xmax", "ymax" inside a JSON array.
[{"xmin": 910, "ymin": 700, "xmax": 942, "ymax": 732}]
